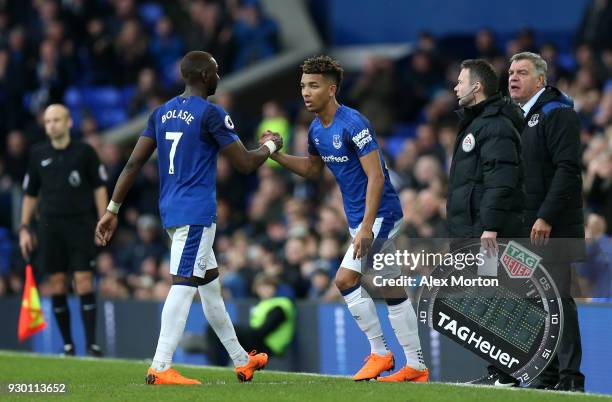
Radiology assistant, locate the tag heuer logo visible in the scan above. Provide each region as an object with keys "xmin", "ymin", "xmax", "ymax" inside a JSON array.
[
  {"xmin": 528, "ymin": 114, "xmax": 539, "ymax": 127},
  {"xmin": 500, "ymin": 241, "xmax": 541, "ymax": 278}
]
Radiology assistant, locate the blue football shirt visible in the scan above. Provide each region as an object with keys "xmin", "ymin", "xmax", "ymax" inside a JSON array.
[
  {"xmin": 142, "ymin": 96, "xmax": 239, "ymax": 228},
  {"xmin": 308, "ymin": 105, "xmax": 403, "ymax": 229}
]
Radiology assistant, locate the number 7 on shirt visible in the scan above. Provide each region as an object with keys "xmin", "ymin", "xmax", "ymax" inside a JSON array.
[{"xmin": 165, "ymin": 131, "xmax": 183, "ymax": 174}]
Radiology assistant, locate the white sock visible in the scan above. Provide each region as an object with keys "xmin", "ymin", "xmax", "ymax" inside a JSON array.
[
  {"xmin": 343, "ymin": 286, "xmax": 388, "ymax": 356},
  {"xmin": 198, "ymin": 278, "xmax": 248, "ymax": 367},
  {"xmin": 387, "ymin": 299, "xmax": 426, "ymax": 370},
  {"xmin": 151, "ymin": 284, "xmax": 197, "ymax": 372}
]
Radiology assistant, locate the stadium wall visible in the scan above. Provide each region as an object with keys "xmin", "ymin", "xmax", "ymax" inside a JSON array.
[
  {"xmin": 0, "ymin": 298, "xmax": 610, "ymax": 393},
  {"xmin": 310, "ymin": 0, "xmax": 589, "ymax": 47}
]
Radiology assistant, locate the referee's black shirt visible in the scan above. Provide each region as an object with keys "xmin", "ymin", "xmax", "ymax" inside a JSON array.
[{"xmin": 23, "ymin": 140, "xmax": 107, "ymax": 217}]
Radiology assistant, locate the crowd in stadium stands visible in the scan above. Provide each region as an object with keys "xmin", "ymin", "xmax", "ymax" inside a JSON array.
[{"xmin": 0, "ymin": 1, "xmax": 611, "ymax": 301}]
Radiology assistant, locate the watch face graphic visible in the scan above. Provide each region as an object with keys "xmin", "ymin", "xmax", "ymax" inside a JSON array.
[{"xmin": 417, "ymin": 240, "xmax": 562, "ymax": 384}]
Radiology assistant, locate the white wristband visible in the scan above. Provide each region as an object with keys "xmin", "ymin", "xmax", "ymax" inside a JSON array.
[
  {"xmin": 107, "ymin": 200, "xmax": 121, "ymax": 215},
  {"xmin": 263, "ymin": 140, "xmax": 277, "ymax": 154}
]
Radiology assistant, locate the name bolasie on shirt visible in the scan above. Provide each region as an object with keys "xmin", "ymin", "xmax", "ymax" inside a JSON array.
[
  {"xmin": 161, "ymin": 109, "xmax": 195, "ymax": 125},
  {"xmin": 352, "ymin": 128, "xmax": 372, "ymax": 150}
]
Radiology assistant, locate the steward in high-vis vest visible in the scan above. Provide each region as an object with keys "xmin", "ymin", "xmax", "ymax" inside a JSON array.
[
  {"xmin": 197, "ymin": 274, "xmax": 296, "ymax": 365},
  {"xmin": 250, "ymin": 296, "xmax": 296, "ymax": 356}
]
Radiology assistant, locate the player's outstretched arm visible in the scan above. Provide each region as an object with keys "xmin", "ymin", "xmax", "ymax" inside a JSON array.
[
  {"xmin": 221, "ymin": 132, "xmax": 283, "ymax": 174},
  {"xmin": 270, "ymin": 152, "xmax": 324, "ymax": 180},
  {"xmin": 260, "ymin": 131, "xmax": 324, "ymax": 179},
  {"xmin": 96, "ymin": 136, "xmax": 156, "ymax": 246}
]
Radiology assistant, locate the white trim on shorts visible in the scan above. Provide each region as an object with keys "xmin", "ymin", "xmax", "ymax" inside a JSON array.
[
  {"xmin": 340, "ymin": 217, "xmax": 402, "ymax": 275},
  {"xmin": 167, "ymin": 224, "xmax": 217, "ymax": 278}
]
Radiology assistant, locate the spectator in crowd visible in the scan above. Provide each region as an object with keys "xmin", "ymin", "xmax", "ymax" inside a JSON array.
[
  {"xmin": 232, "ymin": 0, "xmax": 279, "ymax": 71},
  {"xmin": 475, "ymin": 28, "xmax": 501, "ymax": 60},
  {"xmin": 256, "ymin": 101, "xmax": 291, "ymax": 169},
  {"xmin": 576, "ymin": 0, "xmax": 612, "ymax": 52},
  {"xmin": 83, "ymin": 17, "xmax": 114, "ymax": 84},
  {"xmin": 398, "ymin": 50, "xmax": 443, "ymax": 121},
  {"xmin": 4, "ymin": 130, "xmax": 28, "ymax": 185},
  {"xmin": 149, "ymin": 16, "xmax": 184, "ymax": 87},
  {"xmin": 118, "ymin": 214, "xmax": 167, "ymax": 275},
  {"xmin": 576, "ymin": 213, "xmax": 612, "ymax": 300},
  {"xmin": 349, "ymin": 56, "xmax": 397, "ymax": 137},
  {"xmin": 113, "ymin": 19, "xmax": 150, "ymax": 86},
  {"xmin": 128, "ymin": 68, "xmax": 163, "ymax": 117}
]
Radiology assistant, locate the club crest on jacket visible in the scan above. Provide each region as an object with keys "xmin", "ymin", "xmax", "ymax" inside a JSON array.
[{"xmin": 528, "ymin": 113, "xmax": 539, "ymax": 127}]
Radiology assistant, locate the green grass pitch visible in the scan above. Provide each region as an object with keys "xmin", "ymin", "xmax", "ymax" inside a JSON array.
[{"xmin": 0, "ymin": 351, "xmax": 610, "ymax": 401}]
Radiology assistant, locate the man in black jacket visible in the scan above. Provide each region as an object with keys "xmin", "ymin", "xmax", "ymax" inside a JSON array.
[
  {"xmin": 508, "ymin": 51, "xmax": 585, "ymax": 392},
  {"xmin": 448, "ymin": 59, "xmax": 525, "ymax": 386},
  {"xmin": 448, "ymin": 59, "xmax": 524, "ymax": 240}
]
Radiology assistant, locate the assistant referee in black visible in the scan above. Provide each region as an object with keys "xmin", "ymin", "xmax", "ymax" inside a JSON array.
[{"xmin": 19, "ymin": 103, "xmax": 108, "ymax": 356}]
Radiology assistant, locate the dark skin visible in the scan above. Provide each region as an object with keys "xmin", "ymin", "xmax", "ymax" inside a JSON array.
[
  {"xmin": 262, "ymin": 72, "xmax": 385, "ymax": 292},
  {"xmin": 96, "ymin": 52, "xmax": 282, "ymax": 285}
]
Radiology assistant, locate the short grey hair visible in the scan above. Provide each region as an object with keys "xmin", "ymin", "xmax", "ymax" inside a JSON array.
[{"xmin": 510, "ymin": 52, "xmax": 548, "ymax": 84}]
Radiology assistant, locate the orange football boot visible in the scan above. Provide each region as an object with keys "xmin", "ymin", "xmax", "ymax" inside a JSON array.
[
  {"xmin": 145, "ymin": 367, "xmax": 201, "ymax": 385},
  {"xmin": 377, "ymin": 366, "xmax": 429, "ymax": 382},
  {"xmin": 352, "ymin": 352, "xmax": 394, "ymax": 381},
  {"xmin": 235, "ymin": 351, "xmax": 269, "ymax": 382}
]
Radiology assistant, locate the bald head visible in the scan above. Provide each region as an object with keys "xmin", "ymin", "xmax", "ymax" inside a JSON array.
[
  {"xmin": 180, "ymin": 51, "xmax": 219, "ymax": 96},
  {"xmin": 45, "ymin": 103, "xmax": 70, "ymax": 119},
  {"xmin": 44, "ymin": 103, "xmax": 72, "ymax": 140}
]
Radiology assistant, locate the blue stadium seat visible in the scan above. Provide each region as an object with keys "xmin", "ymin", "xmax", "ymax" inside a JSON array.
[
  {"xmin": 558, "ymin": 53, "xmax": 577, "ymax": 72},
  {"xmin": 121, "ymin": 86, "xmax": 136, "ymax": 106},
  {"xmin": 64, "ymin": 87, "xmax": 82, "ymax": 109},
  {"xmin": 139, "ymin": 3, "xmax": 164, "ymax": 28},
  {"xmin": 390, "ymin": 123, "xmax": 417, "ymax": 138},
  {"xmin": 0, "ymin": 228, "xmax": 12, "ymax": 275},
  {"xmin": 82, "ymin": 86, "xmax": 123, "ymax": 109},
  {"xmin": 63, "ymin": 86, "xmax": 133, "ymax": 129},
  {"xmin": 68, "ymin": 108, "xmax": 83, "ymax": 129},
  {"xmin": 94, "ymin": 108, "xmax": 128, "ymax": 129},
  {"xmin": 384, "ymin": 135, "xmax": 408, "ymax": 160},
  {"xmin": 22, "ymin": 92, "xmax": 34, "ymax": 110}
]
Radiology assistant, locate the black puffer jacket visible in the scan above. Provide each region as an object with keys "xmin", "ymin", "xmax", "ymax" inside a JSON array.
[
  {"xmin": 447, "ymin": 94, "xmax": 525, "ymax": 238},
  {"xmin": 521, "ymin": 86, "xmax": 584, "ymax": 238}
]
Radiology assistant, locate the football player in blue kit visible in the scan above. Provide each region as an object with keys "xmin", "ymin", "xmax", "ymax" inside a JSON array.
[
  {"xmin": 264, "ymin": 55, "xmax": 428, "ymax": 382},
  {"xmin": 96, "ymin": 51, "xmax": 283, "ymax": 385}
]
